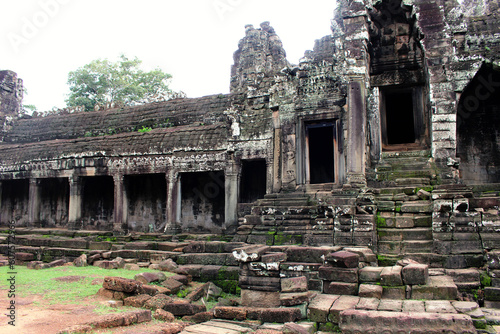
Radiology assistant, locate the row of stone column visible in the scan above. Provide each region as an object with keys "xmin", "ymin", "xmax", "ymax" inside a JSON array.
[{"xmin": 19, "ymin": 168, "xmax": 242, "ymax": 235}]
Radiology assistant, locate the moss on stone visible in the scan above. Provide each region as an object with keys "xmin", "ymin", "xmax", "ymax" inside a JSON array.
[{"xmin": 480, "ymin": 272, "xmax": 492, "ymax": 287}]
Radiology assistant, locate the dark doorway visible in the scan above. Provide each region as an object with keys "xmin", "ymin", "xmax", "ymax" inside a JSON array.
[
  {"xmin": 307, "ymin": 123, "xmax": 335, "ymax": 184},
  {"xmin": 39, "ymin": 178, "xmax": 69, "ymax": 228},
  {"xmin": 240, "ymin": 160, "xmax": 267, "ymax": 203},
  {"xmin": 81, "ymin": 176, "xmax": 114, "ymax": 230},
  {"xmin": 125, "ymin": 174, "xmax": 166, "ymax": 232},
  {"xmin": 457, "ymin": 63, "xmax": 500, "ymax": 183},
  {"xmin": 385, "ymin": 90, "xmax": 416, "ymax": 145},
  {"xmin": 0, "ymin": 179, "xmax": 29, "ymax": 226},
  {"xmin": 180, "ymin": 171, "xmax": 225, "ymax": 233}
]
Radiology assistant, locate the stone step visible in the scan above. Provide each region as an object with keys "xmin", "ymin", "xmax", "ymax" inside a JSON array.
[
  {"xmin": 378, "ymin": 228, "xmax": 433, "ymax": 241},
  {"xmin": 340, "ymin": 309, "xmax": 475, "ymax": 333},
  {"xmin": 378, "ymin": 240, "xmax": 433, "ymax": 255}
]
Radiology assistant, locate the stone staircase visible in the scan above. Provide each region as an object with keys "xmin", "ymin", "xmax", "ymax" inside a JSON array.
[{"xmin": 367, "ymin": 150, "xmax": 437, "ymax": 187}]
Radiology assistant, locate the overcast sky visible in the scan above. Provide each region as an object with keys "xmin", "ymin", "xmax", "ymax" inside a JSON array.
[{"xmin": 0, "ymin": 0, "xmax": 337, "ymax": 112}]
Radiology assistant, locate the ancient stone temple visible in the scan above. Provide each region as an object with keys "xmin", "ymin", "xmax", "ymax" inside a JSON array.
[{"xmin": 1, "ymin": 0, "xmax": 500, "ymax": 269}]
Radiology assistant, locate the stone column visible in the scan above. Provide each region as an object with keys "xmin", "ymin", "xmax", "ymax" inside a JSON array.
[
  {"xmin": 225, "ymin": 169, "xmax": 240, "ymax": 232},
  {"xmin": 272, "ymin": 110, "xmax": 282, "ymax": 193},
  {"xmin": 113, "ymin": 174, "xmax": 126, "ymax": 235},
  {"xmin": 68, "ymin": 176, "xmax": 82, "ymax": 229},
  {"xmin": 165, "ymin": 171, "xmax": 181, "ymax": 233},
  {"xmin": 28, "ymin": 178, "xmax": 41, "ymax": 227},
  {"xmin": 346, "ymin": 80, "xmax": 367, "ymax": 187}
]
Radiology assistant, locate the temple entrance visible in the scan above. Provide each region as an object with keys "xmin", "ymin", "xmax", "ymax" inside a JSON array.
[
  {"xmin": 240, "ymin": 159, "xmax": 267, "ymax": 203},
  {"xmin": 380, "ymin": 86, "xmax": 426, "ymax": 151},
  {"xmin": 81, "ymin": 176, "xmax": 114, "ymax": 230},
  {"xmin": 306, "ymin": 122, "xmax": 336, "ymax": 184}
]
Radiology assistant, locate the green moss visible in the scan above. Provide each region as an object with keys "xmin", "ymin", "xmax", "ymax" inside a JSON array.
[
  {"xmin": 395, "ymin": 205, "xmax": 402, "ymax": 213},
  {"xmin": 414, "ymin": 186, "xmax": 434, "ymax": 193},
  {"xmin": 213, "ymin": 280, "xmax": 240, "ymax": 295},
  {"xmin": 480, "ymin": 272, "xmax": 492, "ymax": 287},
  {"xmin": 376, "ymin": 214, "xmax": 387, "ymax": 228},
  {"xmin": 473, "ymin": 320, "xmax": 487, "ymax": 330},
  {"xmin": 318, "ymin": 322, "xmax": 341, "ymax": 333}
]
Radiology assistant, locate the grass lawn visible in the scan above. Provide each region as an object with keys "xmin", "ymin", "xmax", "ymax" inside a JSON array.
[{"xmin": 0, "ymin": 264, "xmax": 165, "ymax": 314}]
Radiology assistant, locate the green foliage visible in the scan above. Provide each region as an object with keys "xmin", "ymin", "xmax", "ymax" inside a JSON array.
[
  {"xmin": 176, "ymin": 289, "xmax": 190, "ymax": 298},
  {"xmin": 376, "ymin": 214, "xmax": 387, "ymax": 228},
  {"xmin": 66, "ymin": 54, "xmax": 183, "ymax": 111},
  {"xmin": 138, "ymin": 126, "xmax": 152, "ymax": 133},
  {"xmin": 480, "ymin": 272, "xmax": 492, "ymax": 287}
]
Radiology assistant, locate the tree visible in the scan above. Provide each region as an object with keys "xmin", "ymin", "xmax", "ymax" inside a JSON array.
[{"xmin": 66, "ymin": 55, "xmax": 183, "ymax": 111}]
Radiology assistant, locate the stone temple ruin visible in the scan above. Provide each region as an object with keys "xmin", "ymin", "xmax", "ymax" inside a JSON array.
[{"xmin": 2, "ymin": 0, "xmax": 500, "ymax": 332}]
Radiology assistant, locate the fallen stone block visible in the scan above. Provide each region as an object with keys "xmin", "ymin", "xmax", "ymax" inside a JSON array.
[
  {"xmin": 358, "ymin": 284, "xmax": 383, "ymax": 299},
  {"xmin": 182, "ymin": 311, "xmax": 214, "ymax": 324},
  {"xmin": 96, "ymin": 287, "xmax": 114, "ymax": 299},
  {"xmin": 359, "ymin": 266, "xmax": 383, "ymax": 283},
  {"xmin": 163, "ymin": 301, "xmax": 206, "ymax": 316},
  {"xmin": 339, "ymin": 310, "xmax": 476, "ymax": 333},
  {"xmin": 86, "ymin": 309, "xmax": 151, "ymax": 329},
  {"xmin": 123, "ymin": 294, "xmax": 152, "ymax": 308},
  {"xmin": 411, "ymin": 275, "xmax": 458, "ymax": 300},
  {"xmin": 143, "ymin": 294, "xmax": 173, "ymax": 310},
  {"xmin": 27, "ymin": 261, "xmax": 43, "ymax": 269},
  {"xmin": 324, "ymin": 282, "xmax": 358, "ymax": 295},
  {"xmin": 153, "ymin": 308, "xmax": 175, "ymax": 322},
  {"xmin": 281, "ymin": 276, "xmax": 308, "ymax": 293},
  {"xmin": 137, "ymin": 284, "xmax": 170, "ymax": 296},
  {"xmin": 158, "ymin": 258, "xmax": 178, "ymax": 272},
  {"xmin": 95, "ymin": 260, "xmax": 118, "ymax": 269},
  {"xmin": 48, "ymin": 259, "xmax": 66, "ymax": 268},
  {"xmin": 282, "ymin": 322, "xmax": 311, "ymax": 334},
  {"xmin": 342, "ymin": 247, "xmax": 377, "ymax": 263},
  {"xmin": 73, "ymin": 254, "xmax": 87, "ymax": 267},
  {"xmin": 213, "ymin": 306, "xmax": 247, "ymax": 321},
  {"xmin": 247, "ymin": 307, "xmax": 302, "ymax": 323},
  {"xmin": 241, "ymin": 289, "xmax": 280, "ymax": 307},
  {"xmin": 402, "ymin": 300, "xmax": 425, "ymax": 312},
  {"xmin": 324, "ymin": 251, "xmax": 360, "ymax": 268},
  {"xmin": 319, "ymin": 266, "xmax": 358, "ymax": 283},
  {"xmin": 233, "ymin": 245, "xmax": 270, "ymax": 262},
  {"xmin": 103, "ymin": 276, "xmax": 142, "ymax": 293},
  {"xmin": 485, "ymin": 287, "xmax": 500, "ymax": 301},
  {"xmin": 329, "ymin": 295, "xmax": 360, "ymax": 324},
  {"xmin": 134, "ymin": 272, "xmax": 167, "ymax": 284},
  {"xmin": 161, "ymin": 277, "xmax": 184, "ymax": 294},
  {"xmin": 356, "ymin": 297, "xmax": 380, "ymax": 310},
  {"xmin": 124, "ymin": 263, "xmax": 140, "ymax": 270},
  {"xmin": 402, "ymin": 263, "xmax": 429, "ymax": 285},
  {"xmin": 280, "ymin": 292, "xmax": 316, "ymax": 307},
  {"xmin": 307, "ymin": 294, "xmax": 340, "ymax": 323},
  {"xmin": 382, "ymin": 286, "xmax": 406, "ymax": 299},
  {"xmin": 380, "ymin": 266, "xmax": 403, "ymax": 286},
  {"xmin": 15, "ymin": 252, "xmax": 35, "ymax": 262}
]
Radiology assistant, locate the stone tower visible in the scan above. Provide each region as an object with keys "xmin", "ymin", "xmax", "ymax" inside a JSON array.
[
  {"xmin": 0, "ymin": 70, "xmax": 23, "ymax": 120},
  {"xmin": 230, "ymin": 22, "xmax": 288, "ymax": 94}
]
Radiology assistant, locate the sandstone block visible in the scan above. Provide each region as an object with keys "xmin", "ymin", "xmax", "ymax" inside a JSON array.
[
  {"xmin": 241, "ymin": 289, "xmax": 280, "ymax": 307},
  {"xmin": 280, "ymin": 292, "xmax": 314, "ymax": 307},
  {"xmin": 329, "ymin": 295, "xmax": 360, "ymax": 324},
  {"xmin": 163, "ymin": 302, "xmax": 206, "ymax": 316},
  {"xmin": 307, "ymin": 294, "xmax": 339, "ymax": 322},
  {"xmin": 213, "ymin": 306, "xmax": 247, "ymax": 320},
  {"xmin": 380, "ymin": 266, "xmax": 403, "ymax": 286},
  {"xmin": 324, "ymin": 251, "xmax": 360, "ymax": 268},
  {"xmin": 281, "ymin": 276, "xmax": 308, "ymax": 293},
  {"xmin": 124, "ymin": 263, "xmax": 140, "ymax": 270},
  {"xmin": 153, "ymin": 309, "xmax": 175, "ymax": 322},
  {"xmin": 355, "ymin": 297, "xmax": 380, "ymax": 310},
  {"xmin": 324, "ymin": 282, "xmax": 358, "ymax": 295},
  {"xmin": 161, "ymin": 278, "xmax": 184, "ymax": 294},
  {"xmin": 358, "ymin": 284, "xmax": 383, "ymax": 299},
  {"xmin": 402, "ymin": 263, "xmax": 429, "ymax": 285},
  {"xmin": 134, "ymin": 272, "xmax": 167, "ymax": 284},
  {"xmin": 182, "ymin": 311, "xmax": 214, "ymax": 324},
  {"xmin": 485, "ymin": 287, "xmax": 500, "ymax": 301},
  {"xmin": 103, "ymin": 276, "xmax": 142, "ymax": 293},
  {"xmin": 319, "ymin": 266, "xmax": 358, "ymax": 283},
  {"xmin": 339, "ymin": 310, "xmax": 476, "ymax": 333},
  {"xmin": 144, "ymin": 294, "xmax": 173, "ymax": 310},
  {"xmin": 359, "ymin": 266, "xmax": 383, "ymax": 282},
  {"xmin": 124, "ymin": 294, "xmax": 152, "ymax": 308},
  {"xmin": 158, "ymin": 259, "xmax": 178, "ymax": 272}
]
